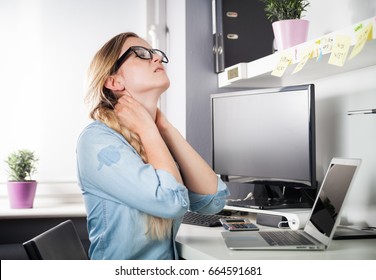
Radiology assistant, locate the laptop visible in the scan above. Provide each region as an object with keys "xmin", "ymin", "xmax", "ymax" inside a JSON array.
[{"xmin": 221, "ymin": 157, "xmax": 361, "ymax": 250}]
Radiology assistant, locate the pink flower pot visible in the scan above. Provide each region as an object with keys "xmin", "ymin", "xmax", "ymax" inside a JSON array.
[
  {"xmin": 7, "ymin": 181, "xmax": 37, "ymax": 209},
  {"xmin": 272, "ymin": 19, "xmax": 309, "ymax": 51}
]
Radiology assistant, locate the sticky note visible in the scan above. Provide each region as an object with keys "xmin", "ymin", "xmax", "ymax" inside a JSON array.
[
  {"xmin": 271, "ymin": 52, "xmax": 292, "ymax": 77},
  {"xmin": 348, "ymin": 22, "xmax": 373, "ymax": 60},
  {"xmin": 328, "ymin": 35, "xmax": 352, "ymax": 67},
  {"xmin": 316, "ymin": 48, "xmax": 323, "ymax": 62},
  {"xmin": 292, "ymin": 45, "xmax": 315, "ymax": 74},
  {"xmin": 320, "ymin": 36, "xmax": 334, "ymax": 54}
]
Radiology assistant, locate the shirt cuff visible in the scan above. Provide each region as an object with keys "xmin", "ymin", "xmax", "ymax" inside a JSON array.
[{"xmin": 188, "ymin": 178, "xmax": 230, "ymax": 214}]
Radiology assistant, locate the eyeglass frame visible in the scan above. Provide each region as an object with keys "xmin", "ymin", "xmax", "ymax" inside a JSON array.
[{"xmin": 112, "ymin": 46, "xmax": 169, "ymax": 73}]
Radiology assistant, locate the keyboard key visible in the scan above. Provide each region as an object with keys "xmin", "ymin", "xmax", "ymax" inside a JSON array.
[{"xmin": 259, "ymin": 231, "xmax": 314, "ymax": 246}]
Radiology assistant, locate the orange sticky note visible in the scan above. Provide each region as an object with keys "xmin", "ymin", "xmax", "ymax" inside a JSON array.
[
  {"xmin": 271, "ymin": 52, "xmax": 292, "ymax": 77},
  {"xmin": 349, "ymin": 22, "xmax": 373, "ymax": 60},
  {"xmin": 328, "ymin": 34, "xmax": 352, "ymax": 67}
]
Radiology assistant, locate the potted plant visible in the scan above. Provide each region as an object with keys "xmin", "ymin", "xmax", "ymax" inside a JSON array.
[
  {"xmin": 5, "ymin": 149, "xmax": 39, "ymax": 208},
  {"xmin": 260, "ymin": 0, "xmax": 310, "ymax": 50}
]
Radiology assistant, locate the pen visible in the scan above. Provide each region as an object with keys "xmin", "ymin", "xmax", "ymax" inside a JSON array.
[{"xmin": 347, "ymin": 109, "xmax": 376, "ymax": 115}]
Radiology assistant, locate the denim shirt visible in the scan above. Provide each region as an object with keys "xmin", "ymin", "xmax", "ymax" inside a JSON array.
[{"xmin": 76, "ymin": 121, "xmax": 229, "ymax": 260}]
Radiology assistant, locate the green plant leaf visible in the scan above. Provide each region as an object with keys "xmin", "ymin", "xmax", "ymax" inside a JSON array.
[
  {"xmin": 259, "ymin": 0, "xmax": 310, "ymax": 22},
  {"xmin": 5, "ymin": 149, "xmax": 38, "ymax": 181}
]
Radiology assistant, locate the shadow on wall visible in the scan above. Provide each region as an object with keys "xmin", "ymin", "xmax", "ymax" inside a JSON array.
[
  {"xmin": 315, "ymin": 87, "xmax": 376, "ymax": 225},
  {"xmin": 315, "ymin": 95, "xmax": 346, "ymax": 180},
  {"xmin": 349, "ymin": 0, "xmax": 376, "ymax": 23}
]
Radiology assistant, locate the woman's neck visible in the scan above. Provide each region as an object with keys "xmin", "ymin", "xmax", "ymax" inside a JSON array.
[{"xmin": 135, "ymin": 91, "xmax": 161, "ymax": 122}]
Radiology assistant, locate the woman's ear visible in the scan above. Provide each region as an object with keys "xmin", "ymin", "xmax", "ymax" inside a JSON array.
[{"xmin": 104, "ymin": 75, "xmax": 125, "ymax": 91}]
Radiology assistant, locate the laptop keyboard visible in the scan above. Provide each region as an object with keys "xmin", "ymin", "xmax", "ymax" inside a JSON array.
[{"xmin": 259, "ymin": 231, "xmax": 315, "ymax": 246}]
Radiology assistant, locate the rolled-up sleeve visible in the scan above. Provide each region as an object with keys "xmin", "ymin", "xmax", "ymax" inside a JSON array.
[{"xmin": 188, "ymin": 178, "xmax": 230, "ymax": 214}]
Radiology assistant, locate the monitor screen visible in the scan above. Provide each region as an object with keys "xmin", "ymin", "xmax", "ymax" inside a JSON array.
[{"xmin": 211, "ymin": 84, "xmax": 316, "ymax": 190}]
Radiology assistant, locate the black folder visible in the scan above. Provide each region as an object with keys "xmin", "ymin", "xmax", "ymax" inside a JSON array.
[{"xmin": 213, "ymin": 0, "xmax": 274, "ymax": 73}]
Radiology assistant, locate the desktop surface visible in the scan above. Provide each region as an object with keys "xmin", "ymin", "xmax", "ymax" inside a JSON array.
[{"xmin": 176, "ymin": 213, "xmax": 376, "ymax": 260}]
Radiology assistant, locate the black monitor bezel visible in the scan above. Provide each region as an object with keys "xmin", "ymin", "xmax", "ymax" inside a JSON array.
[{"xmin": 210, "ymin": 84, "xmax": 316, "ymax": 190}]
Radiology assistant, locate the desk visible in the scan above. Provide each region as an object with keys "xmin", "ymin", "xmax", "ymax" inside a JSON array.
[
  {"xmin": 0, "ymin": 194, "xmax": 86, "ymax": 219},
  {"xmin": 176, "ymin": 213, "xmax": 376, "ymax": 260}
]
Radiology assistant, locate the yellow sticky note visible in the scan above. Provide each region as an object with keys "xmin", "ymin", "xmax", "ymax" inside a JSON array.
[
  {"xmin": 320, "ymin": 36, "xmax": 334, "ymax": 54},
  {"xmin": 349, "ymin": 22, "xmax": 373, "ymax": 60},
  {"xmin": 292, "ymin": 46, "xmax": 314, "ymax": 74},
  {"xmin": 328, "ymin": 34, "xmax": 352, "ymax": 67},
  {"xmin": 271, "ymin": 52, "xmax": 292, "ymax": 77}
]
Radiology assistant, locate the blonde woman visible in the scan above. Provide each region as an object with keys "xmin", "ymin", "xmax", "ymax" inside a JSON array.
[{"xmin": 76, "ymin": 32, "xmax": 229, "ymax": 259}]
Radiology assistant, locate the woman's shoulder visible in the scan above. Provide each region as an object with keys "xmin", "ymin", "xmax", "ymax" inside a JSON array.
[{"xmin": 78, "ymin": 120, "xmax": 125, "ymax": 144}]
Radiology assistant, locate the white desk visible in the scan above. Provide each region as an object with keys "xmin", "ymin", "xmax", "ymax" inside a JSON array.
[
  {"xmin": 0, "ymin": 194, "xmax": 86, "ymax": 219},
  {"xmin": 176, "ymin": 213, "xmax": 376, "ymax": 260},
  {"xmin": 2, "ymin": 193, "xmax": 375, "ymax": 260}
]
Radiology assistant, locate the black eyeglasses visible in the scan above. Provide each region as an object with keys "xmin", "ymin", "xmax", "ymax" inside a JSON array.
[{"xmin": 112, "ymin": 46, "xmax": 169, "ymax": 73}]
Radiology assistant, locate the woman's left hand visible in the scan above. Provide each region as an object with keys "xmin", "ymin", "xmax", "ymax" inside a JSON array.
[{"xmin": 155, "ymin": 108, "xmax": 171, "ymax": 133}]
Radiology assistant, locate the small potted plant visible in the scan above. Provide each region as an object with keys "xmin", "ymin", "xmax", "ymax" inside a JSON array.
[
  {"xmin": 259, "ymin": 0, "xmax": 310, "ymax": 50},
  {"xmin": 5, "ymin": 149, "xmax": 39, "ymax": 208}
]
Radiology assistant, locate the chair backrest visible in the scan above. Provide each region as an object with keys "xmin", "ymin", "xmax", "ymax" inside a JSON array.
[{"xmin": 23, "ymin": 220, "xmax": 89, "ymax": 260}]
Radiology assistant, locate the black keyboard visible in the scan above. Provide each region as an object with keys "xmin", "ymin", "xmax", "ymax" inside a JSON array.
[
  {"xmin": 259, "ymin": 231, "xmax": 314, "ymax": 246},
  {"xmin": 182, "ymin": 211, "xmax": 227, "ymax": 227}
]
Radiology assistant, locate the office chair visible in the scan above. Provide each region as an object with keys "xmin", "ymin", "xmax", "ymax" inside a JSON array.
[{"xmin": 23, "ymin": 219, "xmax": 89, "ymax": 260}]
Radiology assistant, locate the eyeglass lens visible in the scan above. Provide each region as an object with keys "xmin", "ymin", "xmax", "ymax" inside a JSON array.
[
  {"xmin": 113, "ymin": 46, "xmax": 168, "ymax": 73},
  {"xmin": 133, "ymin": 47, "xmax": 168, "ymax": 63}
]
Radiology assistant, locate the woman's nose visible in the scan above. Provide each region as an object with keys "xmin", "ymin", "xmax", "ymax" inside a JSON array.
[{"xmin": 152, "ymin": 53, "xmax": 163, "ymax": 63}]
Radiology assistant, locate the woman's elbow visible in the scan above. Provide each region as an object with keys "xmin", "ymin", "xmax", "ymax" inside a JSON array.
[
  {"xmin": 155, "ymin": 188, "xmax": 189, "ymax": 219},
  {"xmin": 198, "ymin": 196, "xmax": 227, "ymax": 215},
  {"xmin": 158, "ymin": 202, "xmax": 188, "ymax": 219}
]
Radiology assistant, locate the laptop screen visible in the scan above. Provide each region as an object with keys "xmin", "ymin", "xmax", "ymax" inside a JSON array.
[{"xmin": 309, "ymin": 163, "xmax": 358, "ymax": 237}]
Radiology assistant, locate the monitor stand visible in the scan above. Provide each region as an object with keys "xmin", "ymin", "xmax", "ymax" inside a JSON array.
[{"xmin": 226, "ymin": 184, "xmax": 314, "ymax": 210}]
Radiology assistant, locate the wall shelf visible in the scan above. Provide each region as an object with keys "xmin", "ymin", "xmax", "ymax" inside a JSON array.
[{"xmin": 218, "ymin": 17, "xmax": 376, "ymax": 88}]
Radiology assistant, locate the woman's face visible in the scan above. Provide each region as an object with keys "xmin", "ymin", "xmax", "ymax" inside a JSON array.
[{"xmin": 116, "ymin": 37, "xmax": 170, "ymax": 100}]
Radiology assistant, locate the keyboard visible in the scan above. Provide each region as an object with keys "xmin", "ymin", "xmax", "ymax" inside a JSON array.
[
  {"xmin": 259, "ymin": 231, "xmax": 314, "ymax": 246},
  {"xmin": 182, "ymin": 211, "xmax": 228, "ymax": 227}
]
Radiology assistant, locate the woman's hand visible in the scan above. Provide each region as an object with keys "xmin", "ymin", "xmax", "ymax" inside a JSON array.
[
  {"xmin": 115, "ymin": 94, "xmax": 183, "ymax": 184},
  {"xmin": 155, "ymin": 108, "xmax": 172, "ymax": 135},
  {"xmin": 115, "ymin": 94, "xmax": 156, "ymax": 136}
]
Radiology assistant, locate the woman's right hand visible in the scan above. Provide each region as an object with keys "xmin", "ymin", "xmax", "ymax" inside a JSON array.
[{"xmin": 115, "ymin": 94, "xmax": 157, "ymax": 136}]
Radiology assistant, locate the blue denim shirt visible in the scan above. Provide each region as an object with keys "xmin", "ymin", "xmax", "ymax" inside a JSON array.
[{"xmin": 76, "ymin": 121, "xmax": 229, "ymax": 260}]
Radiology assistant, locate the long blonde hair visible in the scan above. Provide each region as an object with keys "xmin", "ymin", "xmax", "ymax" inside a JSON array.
[{"xmin": 85, "ymin": 32, "xmax": 172, "ymax": 240}]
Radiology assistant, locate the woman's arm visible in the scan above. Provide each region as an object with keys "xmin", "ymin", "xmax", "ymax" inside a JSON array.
[
  {"xmin": 115, "ymin": 95, "xmax": 183, "ymax": 184},
  {"xmin": 76, "ymin": 123, "xmax": 189, "ymax": 218},
  {"xmin": 156, "ymin": 110, "xmax": 218, "ymax": 195}
]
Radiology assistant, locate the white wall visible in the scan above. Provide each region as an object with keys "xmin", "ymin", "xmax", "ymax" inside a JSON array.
[
  {"xmin": 305, "ymin": 0, "xmax": 376, "ymax": 39},
  {"xmin": 304, "ymin": 0, "xmax": 376, "ymax": 226},
  {"xmin": 165, "ymin": 0, "xmax": 186, "ymax": 137},
  {"xmin": 0, "ymin": 0, "xmax": 147, "ymax": 190}
]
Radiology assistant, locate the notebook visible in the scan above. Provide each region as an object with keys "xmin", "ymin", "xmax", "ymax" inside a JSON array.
[{"xmin": 221, "ymin": 157, "xmax": 361, "ymax": 250}]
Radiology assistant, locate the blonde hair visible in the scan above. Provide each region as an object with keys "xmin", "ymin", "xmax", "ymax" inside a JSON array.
[{"xmin": 85, "ymin": 32, "xmax": 172, "ymax": 240}]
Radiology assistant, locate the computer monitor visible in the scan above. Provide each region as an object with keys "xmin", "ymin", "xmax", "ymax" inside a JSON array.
[{"xmin": 211, "ymin": 84, "xmax": 316, "ymax": 209}]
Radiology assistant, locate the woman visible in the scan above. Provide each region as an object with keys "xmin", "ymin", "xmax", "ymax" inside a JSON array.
[{"xmin": 76, "ymin": 32, "xmax": 229, "ymax": 260}]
